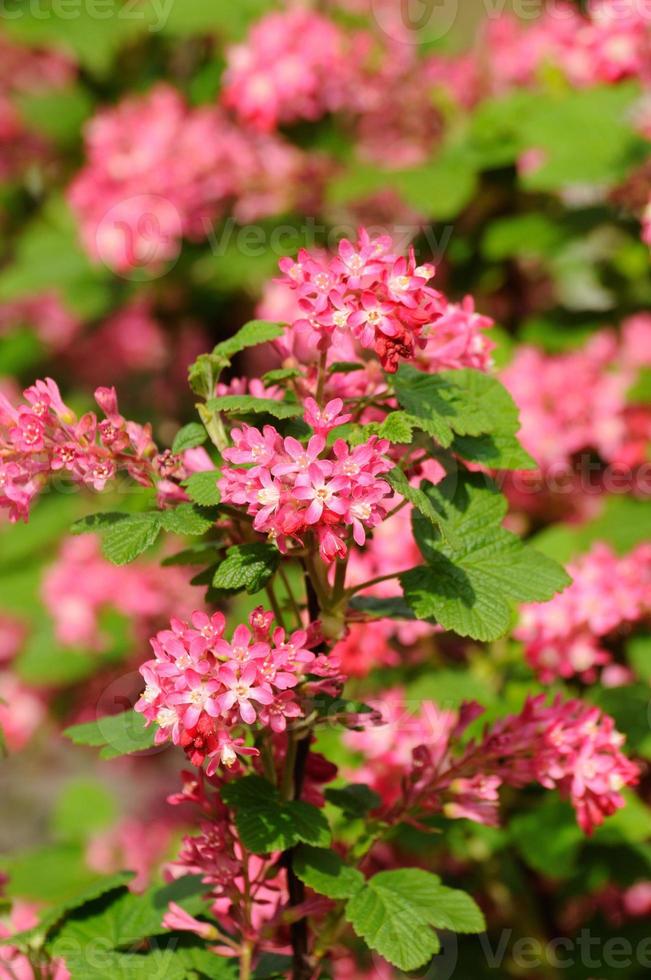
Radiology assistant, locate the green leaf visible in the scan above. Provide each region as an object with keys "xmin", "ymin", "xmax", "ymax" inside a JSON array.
[
  {"xmin": 183, "ymin": 470, "xmax": 222, "ymax": 507},
  {"xmin": 324, "ymin": 784, "xmax": 381, "ymax": 818},
  {"xmin": 393, "ymin": 366, "xmax": 529, "ymax": 465},
  {"xmin": 627, "ymin": 634, "xmax": 651, "ymax": 683},
  {"xmin": 172, "ymin": 422, "xmax": 207, "ymax": 453},
  {"xmin": 62, "ymin": 950, "xmax": 187, "ymax": 980},
  {"xmin": 213, "ymin": 320, "xmax": 285, "ymax": 360},
  {"xmin": 0, "ymin": 873, "xmax": 135, "ymax": 947},
  {"xmin": 221, "ymin": 777, "xmax": 331, "ymax": 853},
  {"xmin": 376, "ymin": 412, "xmax": 415, "ymax": 443},
  {"xmin": 345, "ymin": 869, "xmax": 484, "ymax": 972},
  {"xmin": 49, "ymin": 876, "xmax": 207, "ymax": 955},
  {"xmin": 207, "ymin": 394, "xmax": 303, "ymax": 420},
  {"xmin": 100, "ymin": 514, "xmax": 162, "ymax": 565},
  {"xmin": 159, "ymin": 503, "xmax": 214, "ymax": 536},
  {"xmin": 213, "ymin": 543, "xmax": 279, "ymax": 594},
  {"xmin": 385, "ymin": 470, "xmax": 459, "ymax": 547},
  {"xmin": 262, "ymin": 367, "xmax": 301, "ymax": 383},
  {"xmin": 0, "ymin": 844, "xmax": 104, "ymax": 904},
  {"xmin": 510, "ymin": 797, "xmax": 583, "ymax": 878},
  {"xmin": 344, "ymin": 869, "xmax": 441, "ymax": 972},
  {"xmin": 401, "ymin": 472, "xmax": 570, "ymax": 641},
  {"xmin": 421, "ymin": 885, "xmax": 486, "ymax": 933},
  {"xmin": 70, "ymin": 512, "xmax": 128, "ymax": 534},
  {"xmin": 347, "ymin": 595, "xmax": 416, "ymax": 620},
  {"xmin": 451, "ymin": 432, "xmax": 536, "ymax": 471},
  {"xmin": 294, "ymin": 846, "xmax": 364, "ymax": 900},
  {"xmin": 63, "ymin": 710, "xmax": 158, "ymax": 760}
]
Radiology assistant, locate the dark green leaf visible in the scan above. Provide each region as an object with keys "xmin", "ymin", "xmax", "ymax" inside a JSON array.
[{"xmin": 213, "ymin": 543, "xmax": 279, "ymax": 594}]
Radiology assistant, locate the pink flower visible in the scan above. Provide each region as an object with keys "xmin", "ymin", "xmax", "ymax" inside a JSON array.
[
  {"xmin": 217, "ymin": 663, "xmax": 274, "ymax": 725},
  {"xmin": 162, "ymin": 902, "xmax": 218, "ymax": 940}
]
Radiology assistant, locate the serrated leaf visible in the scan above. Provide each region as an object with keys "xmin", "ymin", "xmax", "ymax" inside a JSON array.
[
  {"xmin": 385, "ymin": 470, "xmax": 459, "ymax": 547},
  {"xmin": 159, "ymin": 504, "xmax": 214, "ymax": 536},
  {"xmin": 451, "ymin": 432, "xmax": 537, "ymax": 471},
  {"xmin": 207, "ymin": 394, "xmax": 303, "ymax": 420},
  {"xmin": 376, "ymin": 412, "xmax": 415, "ymax": 443},
  {"xmin": 49, "ymin": 875, "xmax": 207, "ymax": 955},
  {"xmin": 401, "ymin": 472, "xmax": 570, "ymax": 641},
  {"xmin": 393, "ymin": 365, "xmax": 528, "ymax": 459},
  {"xmin": 213, "ymin": 543, "xmax": 279, "ymax": 594},
  {"xmin": 344, "ymin": 869, "xmax": 442, "ymax": 972},
  {"xmin": 70, "ymin": 512, "xmax": 128, "ymax": 534},
  {"xmin": 262, "ymin": 367, "xmax": 301, "ymax": 384},
  {"xmin": 1, "ymin": 873, "xmax": 135, "ymax": 949},
  {"xmin": 294, "ymin": 846, "xmax": 364, "ymax": 900},
  {"xmin": 63, "ymin": 710, "xmax": 158, "ymax": 759},
  {"xmin": 61, "ymin": 950, "xmax": 187, "ymax": 980},
  {"xmin": 172, "ymin": 422, "xmax": 207, "ymax": 453},
  {"xmin": 213, "ymin": 320, "xmax": 285, "ymax": 360},
  {"xmin": 183, "ymin": 470, "xmax": 222, "ymax": 506},
  {"xmin": 421, "ymin": 885, "xmax": 486, "ymax": 933},
  {"xmin": 100, "ymin": 514, "xmax": 161, "ymax": 565},
  {"xmin": 221, "ymin": 777, "xmax": 330, "ymax": 853}
]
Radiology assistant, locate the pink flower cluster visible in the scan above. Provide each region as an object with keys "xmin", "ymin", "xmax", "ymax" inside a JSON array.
[
  {"xmin": 347, "ymin": 690, "xmax": 639, "ymax": 834},
  {"xmin": 259, "ymin": 250, "xmax": 493, "ymax": 403},
  {"xmin": 278, "ymin": 230, "xmax": 447, "ymax": 372},
  {"xmin": 42, "ymin": 534, "xmax": 198, "ymax": 651},
  {"xmin": 136, "ymin": 608, "xmax": 336, "ymax": 773},
  {"xmin": 69, "ymin": 84, "xmax": 321, "ymax": 271},
  {"xmin": 222, "ymin": 8, "xmax": 352, "ymax": 131},
  {"xmin": 1, "ymin": 901, "xmax": 70, "ymax": 980},
  {"xmin": 0, "ymin": 379, "xmax": 157, "ymax": 521},
  {"xmin": 502, "ymin": 319, "xmax": 651, "ymax": 472},
  {"xmin": 218, "ymin": 412, "xmax": 393, "ymax": 563},
  {"xmin": 428, "ymin": 3, "xmax": 651, "ymax": 109},
  {"xmin": 165, "ymin": 771, "xmax": 289, "ymax": 948},
  {"xmin": 517, "ymin": 542, "xmax": 651, "ymax": 682}
]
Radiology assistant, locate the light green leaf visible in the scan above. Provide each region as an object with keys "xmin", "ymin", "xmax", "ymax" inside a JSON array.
[
  {"xmin": 207, "ymin": 394, "xmax": 303, "ymax": 420},
  {"xmin": 345, "ymin": 869, "xmax": 442, "ymax": 972},
  {"xmin": 49, "ymin": 876, "xmax": 207, "ymax": 954},
  {"xmin": 159, "ymin": 503, "xmax": 214, "ymax": 536},
  {"xmin": 401, "ymin": 473, "xmax": 570, "ymax": 641},
  {"xmin": 172, "ymin": 422, "xmax": 207, "ymax": 453},
  {"xmin": 183, "ymin": 470, "xmax": 222, "ymax": 506},
  {"xmin": 213, "ymin": 320, "xmax": 285, "ymax": 360},
  {"xmin": 376, "ymin": 412, "xmax": 416, "ymax": 444},
  {"xmin": 63, "ymin": 710, "xmax": 158, "ymax": 760},
  {"xmin": 393, "ymin": 366, "xmax": 529, "ymax": 467}
]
